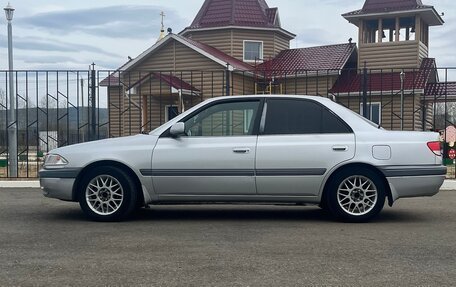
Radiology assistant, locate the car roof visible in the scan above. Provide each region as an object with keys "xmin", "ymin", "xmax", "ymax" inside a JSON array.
[
  {"xmin": 207, "ymin": 94, "xmax": 328, "ymax": 101},
  {"xmin": 150, "ymin": 95, "xmax": 377, "ymax": 135}
]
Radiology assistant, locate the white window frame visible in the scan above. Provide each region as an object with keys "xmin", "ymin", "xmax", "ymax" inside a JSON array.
[
  {"xmin": 360, "ymin": 102, "xmax": 382, "ymax": 125},
  {"xmin": 243, "ymin": 40, "xmax": 264, "ymax": 63},
  {"xmin": 165, "ymin": 105, "xmax": 179, "ymax": 122}
]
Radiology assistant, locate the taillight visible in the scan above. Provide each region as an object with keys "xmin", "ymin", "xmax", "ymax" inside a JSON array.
[{"xmin": 427, "ymin": 141, "xmax": 442, "ymax": 156}]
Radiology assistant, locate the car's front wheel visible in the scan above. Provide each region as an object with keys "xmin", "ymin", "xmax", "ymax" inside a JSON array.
[
  {"xmin": 326, "ymin": 168, "xmax": 386, "ymax": 223},
  {"xmin": 78, "ymin": 166, "xmax": 137, "ymax": 222}
]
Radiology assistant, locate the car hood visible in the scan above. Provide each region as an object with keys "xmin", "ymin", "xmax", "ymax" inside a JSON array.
[
  {"xmin": 47, "ymin": 134, "xmax": 159, "ymax": 169},
  {"xmin": 51, "ymin": 134, "xmax": 157, "ymax": 154}
]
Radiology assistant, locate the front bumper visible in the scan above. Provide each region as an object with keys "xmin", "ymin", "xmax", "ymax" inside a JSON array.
[
  {"xmin": 380, "ymin": 165, "xmax": 447, "ymax": 201},
  {"xmin": 40, "ymin": 177, "xmax": 76, "ymax": 201},
  {"xmin": 39, "ymin": 168, "xmax": 80, "ymax": 201}
]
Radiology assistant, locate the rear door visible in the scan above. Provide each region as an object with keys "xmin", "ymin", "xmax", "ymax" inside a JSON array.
[{"xmin": 255, "ymin": 98, "xmax": 355, "ymax": 196}]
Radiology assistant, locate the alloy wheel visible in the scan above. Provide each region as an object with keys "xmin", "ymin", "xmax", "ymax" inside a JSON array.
[
  {"xmin": 336, "ymin": 175, "xmax": 378, "ymax": 216},
  {"xmin": 85, "ymin": 175, "xmax": 124, "ymax": 216}
]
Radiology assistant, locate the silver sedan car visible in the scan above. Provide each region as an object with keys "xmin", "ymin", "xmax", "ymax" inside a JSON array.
[{"xmin": 40, "ymin": 95, "xmax": 446, "ymax": 222}]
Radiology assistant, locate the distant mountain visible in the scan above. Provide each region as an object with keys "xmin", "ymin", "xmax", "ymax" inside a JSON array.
[{"xmin": 0, "ymin": 107, "xmax": 108, "ymax": 131}]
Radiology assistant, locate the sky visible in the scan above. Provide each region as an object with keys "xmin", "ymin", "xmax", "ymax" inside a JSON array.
[{"xmin": 0, "ymin": 0, "xmax": 455, "ymax": 71}]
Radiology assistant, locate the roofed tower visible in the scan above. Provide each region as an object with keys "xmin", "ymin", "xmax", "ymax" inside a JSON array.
[
  {"xmin": 180, "ymin": 0, "xmax": 295, "ymax": 64},
  {"xmin": 343, "ymin": 0, "xmax": 444, "ymax": 70}
]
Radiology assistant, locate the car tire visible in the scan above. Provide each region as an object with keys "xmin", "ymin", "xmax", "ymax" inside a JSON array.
[
  {"xmin": 325, "ymin": 168, "xmax": 386, "ymax": 223},
  {"xmin": 78, "ymin": 166, "xmax": 138, "ymax": 222}
]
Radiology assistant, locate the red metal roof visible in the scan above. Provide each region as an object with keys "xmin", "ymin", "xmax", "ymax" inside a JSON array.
[
  {"xmin": 344, "ymin": 0, "xmax": 432, "ymax": 16},
  {"xmin": 153, "ymin": 73, "xmax": 201, "ymax": 92},
  {"xmin": 99, "ymin": 60, "xmax": 132, "ymax": 86},
  {"xmin": 364, "ymin": 0, "xmax": 426, "ymax": 12},
  {"xmin": 256, "ymin": 43, "xmax": 357, "ymax": 75},
  {"xmin": 329, "ymin": 58, "xmax": 436, "ymax": 94},
  {"xmin": 265, "ymin": 8, "xmax": 278, "ymax": 25},
  {"xmin": 102, "ymin": 72, "xmax": 200, "ymax": 93},
  {"xmin": 189, "ymin": 0, "xmax": 279, "ymax": 29},
  {"xmin": 425, "ymin": 82, "xmax": 456, "ymax": 101},
  {"xmin": 99, "ymin": 74, "xmax": 122, "ymax": 87},
  {"xmin": 177, "ymin": 35, "xmax": 253, "ymax": 71},
  {"xmin": 127, "ymin": 72, "xmax": 200, "ymax": 92}
]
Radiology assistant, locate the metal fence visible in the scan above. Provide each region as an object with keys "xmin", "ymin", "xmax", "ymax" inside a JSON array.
[{"xmin": 1, "ymin": 67, "xmax": 456, "ymax": 178}]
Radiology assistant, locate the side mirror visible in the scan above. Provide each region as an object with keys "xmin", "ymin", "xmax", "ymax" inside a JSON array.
[{"xmin": 170, "ymin": 122, "xmax": 186, "ymax": 137}]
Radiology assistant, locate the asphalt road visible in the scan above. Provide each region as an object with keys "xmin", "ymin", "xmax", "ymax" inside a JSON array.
[{"xmin": 0, "ymin": 188, "xmax": 455, "ymax": 286}]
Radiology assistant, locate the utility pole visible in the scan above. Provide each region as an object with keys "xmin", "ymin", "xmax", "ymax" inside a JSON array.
[
  {"xmin": 400, "ymin": 70, "xmax": 405, "ymax": 130},
  {"xmin": 5, "ymin": 3, "xmax": 17, "ymax": 177},
  {"xmin": 90, "ymin": 63, "xmax": 96, "ymax": 141},
  {"xmin": 362, "ymin": 62, "xmax": 368, "ymax": 119},
  {"xmin": 81, "ymin": 78, "xmax": 84, "ymax": 108},
  {"xmin": 80, "ymin": 78, "xmax": 85, "ymax": 142},
  {"xmin": 225, "ymin": 64, "xmax": 231, "ymax": 97}
]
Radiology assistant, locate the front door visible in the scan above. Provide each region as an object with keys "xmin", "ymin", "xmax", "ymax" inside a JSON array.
[{"xmin": 152, "ymin": 99, "xmax": 262, "ymax": 196}]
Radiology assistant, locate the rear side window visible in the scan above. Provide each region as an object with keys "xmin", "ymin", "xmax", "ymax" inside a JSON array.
[{"xmin": 263, "ymin": 99, "xmax": 351, "ymax": 135}]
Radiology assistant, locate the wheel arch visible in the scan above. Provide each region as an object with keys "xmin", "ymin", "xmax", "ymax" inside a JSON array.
[
  {"xmin": 321, "ymin": 162, "xmax": 393, "ymax": 207},
  {"xmin": 72, "ymin": 160, "xmax": 145, "ymax": 206}
]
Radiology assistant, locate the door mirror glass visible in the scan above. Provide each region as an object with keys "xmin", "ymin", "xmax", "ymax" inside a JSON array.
[{"xmin": 170, "ymin": 122, "xmax": 186, "ymax": 137}]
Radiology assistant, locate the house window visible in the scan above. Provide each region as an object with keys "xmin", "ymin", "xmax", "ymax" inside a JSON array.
[
  {"xmin": 243, "ymin": 41, "xmax": 263, "ymax": 62},
  {"xmin": 360, "ymin": 102, "xmax": 381, "ymax": 125},
  {"xmin": 165, "ymin": 105, "xmax": 179, "ymax": 122}
]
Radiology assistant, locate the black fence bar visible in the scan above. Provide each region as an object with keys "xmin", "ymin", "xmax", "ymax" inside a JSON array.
[{"xmin": 0, "ymin": 67, "xmax": 456, "ymax": 178}]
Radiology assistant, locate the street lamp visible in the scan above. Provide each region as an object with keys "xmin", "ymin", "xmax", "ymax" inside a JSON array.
[
  {"xmin": 4, "ymin": 2, "xmax": 13, "ymax": 20},
  {"xmin": 4, "ymin": 2, "xmax": 17, "ymax": 177}
]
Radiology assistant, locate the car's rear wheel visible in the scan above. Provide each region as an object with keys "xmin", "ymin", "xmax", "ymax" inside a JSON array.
[
  {"xmin": 78, "ymin": 166, "xmax": 137, "ymax": 222},
  {"xmin": 326, "ymin": 168, "xmax": 386, "ymax": 223}
]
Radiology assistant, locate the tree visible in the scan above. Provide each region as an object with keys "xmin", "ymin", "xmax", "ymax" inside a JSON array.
[
  {"xmin": 39, "ymin": 95, "xmax": 57, "ymax": 109},
  {"xmin": 0, "ymin": 89, "xmax": 5, "ymax": 109}
]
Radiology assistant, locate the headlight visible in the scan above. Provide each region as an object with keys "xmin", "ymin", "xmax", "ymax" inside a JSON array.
[{"xmin": 44, "ymin": 154, "xmax": 68, "ymax": 167}]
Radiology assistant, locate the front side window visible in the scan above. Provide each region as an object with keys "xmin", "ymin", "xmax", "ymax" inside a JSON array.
[
  {"xmin": 263, "ymin": 99, "xmax": 351, "ymax": 135},
  {"xmin": 360, "ymin": 102, "xmax": 381, "ymax": 125},
  {"xmin": 244, "ymin": 41, "xmax": 263, "ymax": 62},
  {"xmin": 184, "ymin": 101, "xmax": 260, "ymax": 137}
]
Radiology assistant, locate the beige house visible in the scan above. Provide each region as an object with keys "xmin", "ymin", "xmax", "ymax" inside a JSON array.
[{"xmin": 101, "ymin": 0, "xmax": 453, "ymax": 136}]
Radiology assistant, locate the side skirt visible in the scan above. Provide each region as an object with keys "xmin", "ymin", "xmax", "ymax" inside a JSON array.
[{"xmin": 155, "ymin": 194, "xmax": 320, "ymax": 205}]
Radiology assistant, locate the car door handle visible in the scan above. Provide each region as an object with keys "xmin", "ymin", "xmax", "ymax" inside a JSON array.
[
  {"xmin": 332, "ymin": 146, "xmax": 348, "ymax": 152},
  {"xmin": 233, "ymin": 148, "xmax": 251, "ymax": 154}
]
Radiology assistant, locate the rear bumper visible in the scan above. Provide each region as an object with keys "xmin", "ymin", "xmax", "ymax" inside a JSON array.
[
  {"xmin": 380, "ymin": 165, "xmax": 447, "ymax": 201},
  {"xmin": 387, "ymin": 175, "xmax": 445, "ymax": 201}
]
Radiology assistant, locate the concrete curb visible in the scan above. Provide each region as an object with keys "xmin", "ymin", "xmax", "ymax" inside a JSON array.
[
  {"xmin": 0, "ymin": 181, "xmax": 40, "ymax": 188},
  {"xmin": 1, "ymin": 180, "xmax": 456, "ymax": 190},
  {"xmin": 440, "ymin": 180, "xmax": 456, "ymax": 191}
]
